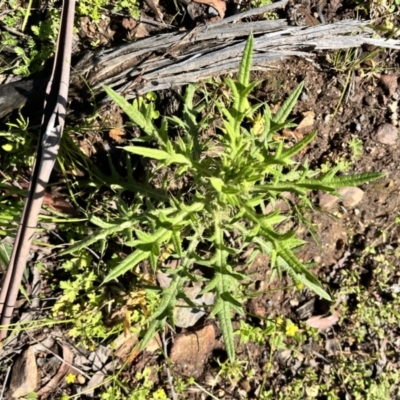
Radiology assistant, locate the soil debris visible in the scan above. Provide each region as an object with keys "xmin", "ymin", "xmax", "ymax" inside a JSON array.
[{"xmin": 373, "ymin": 123, "xmax": 399, "ymax": 145}]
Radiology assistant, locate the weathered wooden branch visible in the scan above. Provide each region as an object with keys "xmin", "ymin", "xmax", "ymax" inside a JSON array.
[{"xmin": 1, "ymin": 0, "xmax": 399, "ymax": 120}]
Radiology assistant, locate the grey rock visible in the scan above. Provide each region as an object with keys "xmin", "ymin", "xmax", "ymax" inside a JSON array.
[
  {"xmin": 319, "ymin": 193, "xmax": 339, "ymax": 209},
  {"xmin": 338, "ymin": 187, "xmax": 364, "ymax": 208},
  {"xmin": 174, "ymin": 286, "xmax": 215, "ymax": 328},
  {"xmin": 373, "ymin": 123, "xmax": 398, "ymax": 145}
]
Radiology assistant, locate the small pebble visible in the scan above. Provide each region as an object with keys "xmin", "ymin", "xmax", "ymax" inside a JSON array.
[
  {"xmin": 208, "ymin": 6, "xmax": 218, "ymax": 16},
  {"xmin": 380, "ymin": 74, "xmax": 398, "ymax": 97},
  {"xmin": 372, "ymin": 123, "xmax": 398, "ymax": 145},
  {"xmin": 364, "ymin": 95, "xmax": 376, "ymax": 106},
  {"xmin": 338, "ymin": 187, "xmax": 364, "ymax": 208}
]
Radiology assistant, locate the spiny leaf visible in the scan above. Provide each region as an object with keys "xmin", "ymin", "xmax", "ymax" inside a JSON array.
[
  {"xmin": 322, "ymin": 172, "xmax": 385, "ymax": 188},
  {"xmin": 319, "ymin": 164, "xmax": 342, "ymax": 182},
  {"xmin": 171, "ymin": 230, "xmax": 182, "ymax": 257},
  {"xmin": 103, "ymin": 86, "xmax": 153, "ymax": 134},
  {"xmin": 140, "ymin": 318, "xmax": 165, "ymax": 351},
  {"xmin": 276, "ymin": 249, "xmax": 331, "ymax": 300},
  {"xmin": 273, "ymin": 81, "xmax": 304, "ymax": 124},
  {"xmin": 252, "ymin": 183, "xmax": 308, "ymax": 196},
  {"xmin": 213, "ymin": 211, "xmax": 236, "ymax": 361},
  {"xmin": 221, "ymin": 292, "xmax": 245, "ymax": 315},
  {"xmin": 103, "ymin": 249, "xmax": 150, "ymax": 282},
  {"xmin": 0, "ymin": 241, "xmax": 12, "ymax": 268},
  {"xmin": 165, "ymin": 153, "xmax": 192, "ymax": 165},
  {"xmin": 238, "ymin": 34, "xmax": 254, "ymax": 88},
  {"xmin": 202, "ymin": 275, "xmax": 220, "ymax": 294},
  {"xmin": 135, "ymin": 229, "xmax": 154, "ymax": 244},
  {"xmin": 277, "ymin": 244, "xmax": 330, "ymax": 300},
  {"xmin": 279, "ymin": 131, "xmax": 317, "ymax": 161},
  {"xmin": 60, "ymin": 221, "xmax": 133, "ymax": 256},
  {"xmin": 123, "ymin": 146, "xmax": 170, "ymax": 161},
  {"xmin": 238, "ymin": 82, "xmax": 258, "ymax": 114},
  {"xmin": 217, "ymin": 299, "xmax": 235, "ymax": 362},
  {"xmin": 149, "ymin": 274, "xmax": 182, "ymax": 321},
  {"xmin": 149, "ymin": 246, "xmax": 158, "ymax": 271},
  {"xmin": 89, "ymin": 216, "xmax": 116, "ymax": 229},
  {"xmin": 210, "ymin": 177, "xmax": 224, "ymax": 192},
  {"xmin": 184, "ymin": 84, "xmax": 197, "ymax": 112}
]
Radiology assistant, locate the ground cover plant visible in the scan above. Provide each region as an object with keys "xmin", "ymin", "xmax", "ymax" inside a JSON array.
[
  {"xmin": 1, "ymin": 0, "xmax": 400, "ymax": 398},
  {"xmin": 79, "ymin": 35, "xmax": 381, "ymax": 360},
  {"xmin": 0, "ymin": 0, "xmax": 140, "ymax": 77},
  {"xmin": 47, "ymin": 34, "xmax": 386, "ymax": 395}
]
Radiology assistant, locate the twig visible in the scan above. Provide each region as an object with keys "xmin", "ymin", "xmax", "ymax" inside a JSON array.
[
  {"xmin": 162, "ymin": 330, "xmax": 177, "ymax": 400},
  {"xmin": 0, "ymin": 22, "xmax": 28, "ymax": 38},
  {"xmin": 0, "ymin": 364, "xmax": 12, "ymax": 399},
  {"xmin": 24, "ymin": 331, "xmax": 92, "ymax": 380},
  {"xmin": 139, "ymin": 16, "xmax": 175, "ymax": 29},
  {"xmin": 211, "ymin": 0, "xmax": 289, "ymax": 26}
]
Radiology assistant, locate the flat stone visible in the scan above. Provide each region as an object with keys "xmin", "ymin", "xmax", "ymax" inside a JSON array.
[
  {"xmin": 319, "ymin": 193, "xmax": 339, "ymax": 209},
  {"xmin": 170, "ymin": 324, "xmax": 215, "ymax": 378},
  {"xmin": 10, "ymin": 346, "xmax": 38, "ymax": 398},
  {"xmin": 373, "ymin": 123, "xmax": 398, "ymax": 145},
  {"xmin": 338, "ymin": 187, "xmax": 364, "ymax": 208},
  {"xmin": 174, "ymin": 286, "xmax": 214, "ymax": 328}
]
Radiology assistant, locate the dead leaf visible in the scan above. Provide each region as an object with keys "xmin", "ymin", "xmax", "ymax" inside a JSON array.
[
  {"xmin": 144, "ymin": 0, "xmax": 164, "ymax": 21},
  {"xmin": 43, "ymin": 192, "xmax": 78, "ymax": 216},
  {"xmin": 10, "ymin": 346, "xmax": 38, "ymax": 398},
  {"xmin": 306, "ymin": 311, "xmax": 340, "ymax": 331},
  {"xmin": 296, "ymin": 111, "xmax": 315, "ymax": 133},
  {"xmin": 79, "ymin": 139, "xmax": 94, "ymax": 157},
  {"xmin": 282, "ymin": 129, "xmax": 303, "ymax": 141},
  {"xmin": 122, "ymin": 17, "xmax": 137, "ymax": 31},
  {"xmin": 122, "ymin": 314, "xmax": 131, "ymax": 338},
  {"xmin": 296, "ymin": 298, "xmax": 316, "ymax": 319},
  {"xmin": 109, "ymin": 128, "xmax": 125, "ymax": 143},
  {"xmin": 114, "ymin": 332, "xmax": 139, "ymax": 361},
  {"xmin": 193, "ymin": 0, "xmax": 226, "ymax": 18},
  {"xmin": 113, "ymin": 331, "xmax": 160, "ymax": 362},
  {"xmin": 87, "ymin": 22, "xmax": 96, "ymax": 35},
  {"xmin": 330, "ymin": 0, "xmax": 342, "ymax": 12},
  {"xmin": 37, "ymin": 344, "xmax": 73, "ymax": 398},
  {"xmin": 134, "ymin": 23, "xmax": 150, "ymax": 38},
  {"xmin": 156, "ymin": 271, "xmax": 173, "ymax": 289}
]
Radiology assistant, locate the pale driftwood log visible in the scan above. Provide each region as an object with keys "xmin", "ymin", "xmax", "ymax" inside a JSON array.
[
  {"xmin": 1, "ymin": 0, "xmax": 400, "ymax": 119},
  {"xmin": 72, "ymin": 16, "xmax": 400, "ymax": 106}
]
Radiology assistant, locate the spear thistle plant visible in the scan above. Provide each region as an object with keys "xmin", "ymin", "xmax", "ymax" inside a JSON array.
[{"xmin": 61, "ymin": 35, "xmax": 384, "ymax": 361}]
